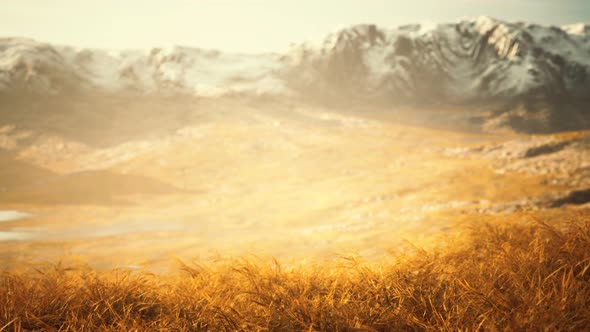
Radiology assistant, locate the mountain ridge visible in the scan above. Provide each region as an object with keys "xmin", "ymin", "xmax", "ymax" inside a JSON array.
[
  {"xmin": 1, "ymin": 17, "xmax": 589, "ymax": 99},
  {"xmin": 1, "ymin": 16, "xmax": 589, "ymax": 132},
  {"xmin": 285, "ymin": 16, "xmax": 590, "ymax": 101}
]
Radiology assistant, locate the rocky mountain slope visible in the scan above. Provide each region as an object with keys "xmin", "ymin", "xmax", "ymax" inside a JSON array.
[
  {"xmin": 288, "ymin": 17, "xmax": 590, "ymax": 101},
  {"xmin": 1, "ymin": 17, "xmax": 589, "ymax": 132},
  {"xmin": 0, "ymin": 38, "xmax": 287, "ymax": 96}
]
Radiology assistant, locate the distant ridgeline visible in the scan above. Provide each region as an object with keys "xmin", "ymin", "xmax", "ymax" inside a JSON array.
[{"xmin": 1, "ymin": 17, "xmax": 589, "ymax": 132}]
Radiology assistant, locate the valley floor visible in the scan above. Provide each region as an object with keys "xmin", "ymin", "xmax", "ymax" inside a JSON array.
[{"xmin": 0, "ymin": 97, "xmax": 588, "ymax": 271}]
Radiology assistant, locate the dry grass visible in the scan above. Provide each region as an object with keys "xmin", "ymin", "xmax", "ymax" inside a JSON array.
[{"xmin": 2, "ymin": 214, "xmax": 590, "ymax": 331}]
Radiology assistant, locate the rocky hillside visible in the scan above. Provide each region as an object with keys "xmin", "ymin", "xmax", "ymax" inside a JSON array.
[
  {"xmin": 1, "ymin": 17, "xmax": 589, "ymax": 132},
  {"xmin": 0, "ymin": 38, "xmax": 287, "ymax": 96},
  {"xmin": 288, "ymin": 17, "xmax": 590, "ymax": 101}
]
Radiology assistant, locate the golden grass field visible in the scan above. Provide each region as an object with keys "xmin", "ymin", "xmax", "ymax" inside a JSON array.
[
  {"xmin": 0, "ymin": 97, "xmax": 589, "ymax": 330},
  {"xmin": 2, "ymin": 214, "xmax": 589, "ymax": 331}
]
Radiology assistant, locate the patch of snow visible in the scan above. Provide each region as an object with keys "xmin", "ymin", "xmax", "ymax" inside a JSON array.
[
  {"xmin": 416, "ymin": 21, "xmax": 438, "ymax": 35},
  {"xmin": 562, "ymin": 23, "xmax": 590, "ymax": 36}
]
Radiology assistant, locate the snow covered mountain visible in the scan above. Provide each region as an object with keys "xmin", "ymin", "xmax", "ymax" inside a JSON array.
[
  {"xmin": 1, "ymin": 17, "xmax": 589, "ymax": 104},
  {"xmin": 285, "ymin": 17, "xmax": 590, "ymax": 103},
  {"xmin": 0, "ymin": 38, "xmax": 288, "ymax": 96}
]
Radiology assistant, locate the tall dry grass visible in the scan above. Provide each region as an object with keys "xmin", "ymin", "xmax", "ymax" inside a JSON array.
[{"xmin": 1, "ymin": 214, "xmax": 590, "ymax": 331}]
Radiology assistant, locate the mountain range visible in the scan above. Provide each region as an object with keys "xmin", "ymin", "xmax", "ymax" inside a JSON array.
[{"xmin": 1, "ymin": 16, "xmax": 589, "ymax": 132}]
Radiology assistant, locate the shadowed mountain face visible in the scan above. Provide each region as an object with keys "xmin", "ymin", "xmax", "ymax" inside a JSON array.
[{"xmin": 0, "ymin": 17, "xmax": 589, "ymax": 132}]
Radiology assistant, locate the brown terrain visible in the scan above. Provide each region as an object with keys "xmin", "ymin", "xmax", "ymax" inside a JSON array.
[{"xmin": 0, "ymin": 96, "xmax": 588, "ymax": 272}]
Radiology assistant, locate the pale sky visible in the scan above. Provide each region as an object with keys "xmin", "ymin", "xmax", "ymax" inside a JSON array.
[{"xmin": 1, "ymin": 0, "xmax": 589, "ymax": 52}]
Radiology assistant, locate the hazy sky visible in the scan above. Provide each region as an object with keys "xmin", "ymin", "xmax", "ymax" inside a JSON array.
[{"xmin": 2, "ymin": 0, "xmax": 589, "ymax": 52}]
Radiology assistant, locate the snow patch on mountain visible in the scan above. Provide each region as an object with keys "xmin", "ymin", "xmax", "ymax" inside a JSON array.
[{"xmin": 562, "ymin": 23, "xmax": 590, "ymax": 36}]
